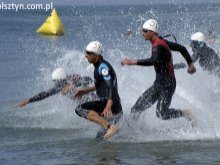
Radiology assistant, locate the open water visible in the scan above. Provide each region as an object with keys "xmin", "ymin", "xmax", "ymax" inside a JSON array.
[{"xmin": 1, "ymin": 2, "xmax": 220, "ymax": 165}]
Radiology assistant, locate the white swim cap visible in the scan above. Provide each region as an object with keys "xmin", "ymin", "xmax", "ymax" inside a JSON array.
[
  {"xmin": 191, "ymin": 32, "xmax": 205, "ymax": 42},
  {"xmin": 51, "ymin": 68, "xmax": 66, "ymax": 81},
  {"xmin": 85, "ymin": 41, "xmax": 103, "ymax": 55},
  {"xmin": 142, "ymin": 19, "xmax": 159, "ymax": 33}
]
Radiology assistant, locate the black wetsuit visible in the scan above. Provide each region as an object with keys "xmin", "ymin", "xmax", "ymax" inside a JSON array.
[
  {"xmin": 75, "ymin": 57, "xmax": 122, "ymax": 117},
  {"xmin": 131, "ymin": 38, "xmax": 193, "ymax": 121},
  {"xmin": 29, "ymin": 75, "xmax": 93, "ymax": 103},
  {"xmin": 191, "ymin": 44, "xmax": 220, "ymax": 77},
  {"xmin": 75, "ymin": 57, "xmax": 123, "ymax": 141}
]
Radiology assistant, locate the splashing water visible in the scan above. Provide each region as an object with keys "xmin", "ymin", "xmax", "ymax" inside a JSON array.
[{"xmin": 1, "ymin": 3, "xmax": 220, "ymax": 142}]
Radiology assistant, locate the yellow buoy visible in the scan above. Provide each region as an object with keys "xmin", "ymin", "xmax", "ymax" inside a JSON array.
[{"xmin": 36, "ymin": 8, "xmax": 64, "ymax": 35}]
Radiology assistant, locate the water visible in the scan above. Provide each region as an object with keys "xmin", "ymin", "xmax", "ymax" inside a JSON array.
[
  {"xmin": 1, "ymin": 127, "xmax": 220, "ymax": 165},
  {"xmin": 1, "ymin": 2, "xmax": 220, "ymax": 165}
]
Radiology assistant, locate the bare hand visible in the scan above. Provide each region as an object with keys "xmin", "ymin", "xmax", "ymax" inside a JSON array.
[
  {"xmin": 16, "ymin": 99, "xmax": 29, "ymax": 107},
  {"xmin": 187, "ymin": 63, "xmax": 196, "ymax": 74},
  {"xmin": 121, "ymin": 58, "xmax": 136, "ymax": 66},
  {"xmin": 102, "ymin": 107, "xmax": 113, "ymax": 119}
]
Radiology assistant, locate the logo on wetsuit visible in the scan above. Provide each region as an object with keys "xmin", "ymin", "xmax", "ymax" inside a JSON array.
[
  {"xmin": 101, "ymin": 68, "xmax": 109, "ymax": 76},
  {"xmin": 98, "ymin": 63, "xmax": 111, "ymax": 81}
]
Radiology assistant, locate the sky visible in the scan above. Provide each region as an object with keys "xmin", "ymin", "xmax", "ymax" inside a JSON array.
[{"xmin": 3, "ymin": 0, "xmax": 220, "ymax": 6}]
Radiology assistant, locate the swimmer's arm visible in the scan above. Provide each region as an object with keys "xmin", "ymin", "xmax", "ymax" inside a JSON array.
[
  {"xmin": 102, "ymin": 79, "xmax": 114, "ymax": 118},
  {"xmin": 74, "ymin": 85, "xmax": 96, "ymax": 98},
  {"xmin": 121, "ymin": 57, "xmax": 153, "ymax": 66},
  {"xmin": 16, "ymin": 87, "xmax": 60, "ymax": 107},
  {"xmin": 136, "ymin": 58, "xmax": 154, "ymax": 66},
  {"xmin": 166, "ymin": 40, "xmax": 193, "ymax": 65},
  {"xmin": 84, "ymin": 85, "xmax": 96, "ymax": 92},
  {"xmin": 121, "ymin": 58, "xmax": 137, "ymax": 66},
  {"xmin": 29, "ymin": 87, "xmax": 60, "ymax": 102},
  {"xmin": 102, "ymin": 99, "xmax": 113, "ymax": 118},
  {"xmin": 136, "ymin": 46, "xmax": 162, "ymax": 66},
  {"xmin": 166, "ymin": 41, "xmax": 196, "ymax": 73}
]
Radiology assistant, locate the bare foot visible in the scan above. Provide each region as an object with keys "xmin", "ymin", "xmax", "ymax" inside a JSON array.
[
  {"xmin": 103, "ymin": 124, "xmax": 119, "ymax": 140},
  {"xmin": 183, "ymin": 109, "xmax": 196, "ymax": 127}
]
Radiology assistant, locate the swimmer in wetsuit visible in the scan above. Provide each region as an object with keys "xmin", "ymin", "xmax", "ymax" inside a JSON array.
[
  {"xmin": 74, "ymin": 41, "xmax": 123, "ymax": 141},
  {"xmin": 190, "ymin": 32, "xmax": 220, "ymax": 77},
  {"xmin": 16, "ymin": 68, "xmax": 94, "ymax": 107},
  {"xmin": 121, "ymin": 19, "xmax": 196, "ymax": 125}
]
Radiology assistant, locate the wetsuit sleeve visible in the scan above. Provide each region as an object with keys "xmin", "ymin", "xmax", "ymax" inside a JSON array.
[
  {"xmin": 191, "ymin": 51, "xmax": 199, "ymax": 63},
  {"xmin": 98, "ymin": 63, "xmax": 114, "ymax": 100},
  {"xmin": 165, "ymin": 40, "xmax": 193, "ymax": 65},
  {"xmin": 137, "ymin": 58, "xmax": 154, "ymax": 66},
  {"xmin": 137, "ymin": 46, "xmax": 162, "ymax": 66},
  {"xmin": 29, "ymin": 87, "xmax": 61, "ymax": 103}
]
